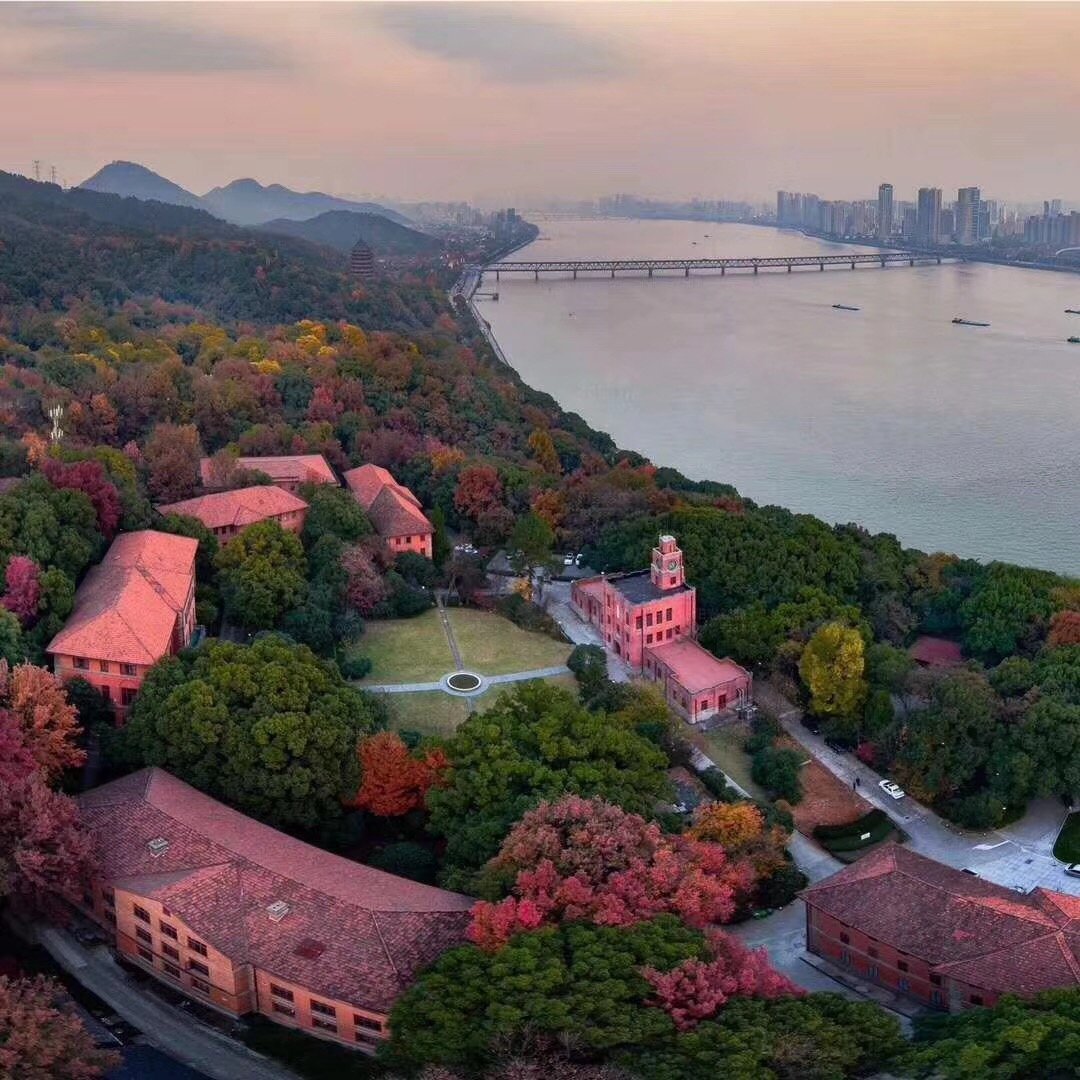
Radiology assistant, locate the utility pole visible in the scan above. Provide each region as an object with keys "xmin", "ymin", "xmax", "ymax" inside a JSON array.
[{"xmin": 32, "ymin": 159, "xmax": 41, "ymax": 182}]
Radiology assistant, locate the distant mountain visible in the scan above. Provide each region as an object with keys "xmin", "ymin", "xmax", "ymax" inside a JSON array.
[
  {"xmin": 257, "ymin": 210, "xmax": 440, "ymax": 257},
  {"xmin": 200, "ymin": 178, "xmax": 413, "ymax": 228},
  {"xmin": 80, "ymin": 161, "xmax": 204, "ymax": 209}
]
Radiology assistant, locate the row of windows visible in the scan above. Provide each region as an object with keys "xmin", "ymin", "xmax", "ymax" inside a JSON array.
[
  {"xmin": 72, "ymin": 658, "xmax": 138, "ymax": 676},
  {"xmin": 269, "ymin": 984, "xmax": 383, "ymax": 1034},
  {"xmin": 645, "ymin": 628, "xmax": 678, "ymax": 645},
  {"xmin": 132, "ymin": 905, "xmax": 207, "ymax": 957}
]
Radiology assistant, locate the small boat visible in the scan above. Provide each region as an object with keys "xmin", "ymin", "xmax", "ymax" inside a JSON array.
[
  {"xmin": 1068, "ymin": 336, "xmax": 1080, "ymax": 344},
  {"xmin": 832, "ymin": 303, "xmax": 860, "ymax": 311},
  {"xmin": 1066, "ymin": 309, "xmax": 1080, "ymax": 314},
  {"xmin": 952, "ymin": 317, "xmax": 990, "ymax": 327}
]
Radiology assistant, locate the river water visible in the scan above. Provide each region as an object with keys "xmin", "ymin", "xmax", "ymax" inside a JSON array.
[{"xmin": 481, "ymin": 218, "xmax": 1080, "ymax": 575}]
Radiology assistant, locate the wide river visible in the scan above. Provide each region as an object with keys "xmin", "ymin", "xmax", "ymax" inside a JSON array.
[{"xmin": 481, "ymin": 219, "xmax": 1080, "ymax": 575}]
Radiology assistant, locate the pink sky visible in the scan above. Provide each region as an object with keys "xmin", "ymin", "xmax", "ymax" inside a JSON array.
[{"xmin": 2, "ymin": 2, "xmax": 1079, "ymax": 205}]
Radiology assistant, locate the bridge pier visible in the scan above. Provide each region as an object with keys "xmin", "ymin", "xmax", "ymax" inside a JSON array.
[
  {"xmin": 611, "ymin": 269, "xmax": 615, "ymax": 278},
  {"xmin": 495, "ymin": 271, "xmax": 500, "ymax": 281},
  {"xmin": 787, "ymin": 265, "xmax": 792, "ymax": 272},
  {"xmin": 573, "ymin": 269, "xmax": 577, "ymax": 279},
  {"xmin": 648, "ymin": 268, "xmax": 653, "ymax": 278},
  {"xmin": 685, "ymin": 267, "xmax": 689, "ymax": 277},
  {"xmin": 880, "ymin": 258, "xmax": 886, "ymax": 267},
  {"xmin": 819, "ymin": 262, "xmax": 824, "ymax": 271},
  {"xmin": 937, "ymin": 256, "xmax": 942, "ymax": 265},
  {"xmin": 534, "ymin": 270, "xmax": 539, "ymax": 281},
  {"xmin": 850, "ymin": 261, "xmax": 856, "ymax": 269},
  {"xmin": 910, "ymin": 258, "xmax": 914, "ymax": 266},
  {"xmin": 720, "ymin": 266, "xmax": 725, "ymax": 275},
  {"xmin": 753, "ymin": 266, "xmax": 758, "ymax": 274}
]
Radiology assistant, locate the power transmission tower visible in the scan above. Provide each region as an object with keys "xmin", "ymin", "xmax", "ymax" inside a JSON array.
[
  {"xmin": 50, "ymin": 165, "xmax": 57, "ymax": 185},
  {"xmin": 33, "ymin": 160, "xmax": 41, "ymax": 182}
]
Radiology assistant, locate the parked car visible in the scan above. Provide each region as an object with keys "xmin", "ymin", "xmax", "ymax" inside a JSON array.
[
  {"xmin": 878, "ymin": 779, "xmax": 906, "ymax": 800},
  {"xmin": 824, "ymin": 737, "xmax": 851, "ymax": 754},
  {"xmin": 1065, "ymin": 864, "xmax": 1080, "ymax": 879}
]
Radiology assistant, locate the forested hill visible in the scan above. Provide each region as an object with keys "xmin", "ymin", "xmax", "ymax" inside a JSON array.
[
  {"xmin": 0, "ymin": 172, "xmax": 443, "ymax": 329},
  {"xmin": 258, "ymin": 210, "xmax": 441, "ymax": 256}
]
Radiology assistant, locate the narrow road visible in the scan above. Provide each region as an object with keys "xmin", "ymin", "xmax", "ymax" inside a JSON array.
[{"xmin": 39, "ymin": 927, "xmax": 299, "ymax": 1080}]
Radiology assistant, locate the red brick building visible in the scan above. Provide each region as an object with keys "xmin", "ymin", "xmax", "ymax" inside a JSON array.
[
  {"xmin": 200, "ymin": 454, "xmax": 337, "ymax": 494},
  {"xmin": 77, "ymin": 769, "xmax": 473, "ymax": 1052},
  {"xmin": 343, "ymin": 464, "xmax": 433, "ymax": 559},
  {"xmin": 803, "ymin": 844, "xmax": 1080, "ymax": 1011},
  {"xmin": 157, "ymin": 486, "xmax": 308, "ymax": 542},
  {"xmin": 47, "ymin": 531, "xmax": 197, "ymax": 720},
  {"xmin": 571, "ymin": 536, "xmax": 751, "ymax": 722}
]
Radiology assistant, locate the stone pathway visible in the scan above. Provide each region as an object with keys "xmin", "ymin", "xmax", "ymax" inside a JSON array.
[{"xmin": 364, "ymin": 665, "xmax": 570, "ymax": 693}]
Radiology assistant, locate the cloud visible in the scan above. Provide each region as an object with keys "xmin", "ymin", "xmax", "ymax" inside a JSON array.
[
  {"xmin": 0, "ymin": 3, "xmax": 289, "ymax": 74},
  {"xmin": 374, "ymin": 3, "xmax": 620, "ymax": 84}
]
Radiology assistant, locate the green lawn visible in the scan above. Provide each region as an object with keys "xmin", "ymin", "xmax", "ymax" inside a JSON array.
[
  {"xmin": 1054, "ymin": 811, "xmax": 1080, "ymax": 863},
  {"xmin": 698, "ymin": 723, "xmax": 768, "ymax": 800},
  {"xmin": 447, "ymin": 608, "xmax": 571, "ymax": 675},
  {"xmin": 345, "ymin": 609, "xmax": 453, "ymax": 684}
]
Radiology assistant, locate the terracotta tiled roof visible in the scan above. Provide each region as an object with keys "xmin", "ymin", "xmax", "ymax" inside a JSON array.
[
  {"xmin": 647, "ymin": 638, "xmax": 750, "ymax": 694},
  {"xmin": 200, "ymin": 455, "xmax": 336, "ymax": 489},
  {"xmin": 79, "ymin": 769, "xmax": 472, "ymax": 1014},
  {"xmin": 909, "ymin": 636, "xmax": 964, "ymax": 667},
  {"xmin": 343, "ymin": 464, "xmax": 431, "ymax": 538},
  {"xmin": 157, "ymin": 486, "xmax": 308, "ymax": 532},
  {"xmin": 46, "ymin": 531, "xmax": 196, "ymax": 666},
  {"xmin": 803, "ymin": 844, "xmax": 1080, "ymax": 995}
]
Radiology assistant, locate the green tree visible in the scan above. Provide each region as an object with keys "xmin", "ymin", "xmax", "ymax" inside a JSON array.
[
  {"xmin": 114, "ymin": 637, "xmax": 383, "ymax": 829},
  {"xmin": 0, "ymin": 608, "xmax": 26, "ymax": 666},
  {"xmin": 300, "ymin": 485, "xmax": 372, "ymax": 547},
  {"xmin": 426, "ymin": 682, "xmax": 670, "ymax": 887},
  {"xmin": 960, "ymin": 563, "xmax": 1057, "ymax": 664},
  {"xmin": 508, "ymin": 511, "xmax": 557, "ymax": 580},
  {"xmin": 215, "ymin": 520, "xmax": 307, "ymax": 629},
  {"xmin": 0, "ymin": 476, "xmax": 102, "ymax": 581},
  {"xmin": 799, "ymin": 622, "xmax": 868, "ymax": 719},
  {"xmin": 751, "ymin": 747, "xmax": 804, "ymax": 804}
]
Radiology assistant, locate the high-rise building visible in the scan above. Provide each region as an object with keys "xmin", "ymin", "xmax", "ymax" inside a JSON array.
[
  {"xmin": 877, "ymin": 183, "xmax": 894, "ymax": 241},
  {"xmin": 956, "ymin": 187, "xmax": 981, "ymax": 246},
  {"xmin": 915, "ymin": 187, "xmax": 942, "ymax": 247},
  {"xmin": 939, "ymin": 207, "xmax": 955, "ymax": 241}
]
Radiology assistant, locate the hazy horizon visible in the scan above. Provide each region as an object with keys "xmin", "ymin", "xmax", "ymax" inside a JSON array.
[{"xmin": 4, "ymin": 2, "xmax": 1080, "ymax": 207}]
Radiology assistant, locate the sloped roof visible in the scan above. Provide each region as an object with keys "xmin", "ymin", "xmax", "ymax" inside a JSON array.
[
  {"xmin": 803, "ymin": 843, "xmax": 1080, "ymax": 995},
  {"xmin": 909, "ymin": 636, "xmax": 964, "ymax": 667},
  {"xmin": 80, "ymin": 769, "xmax": 472, "ymax": 1013},
  {"xmin": 200, "ymin": 455, "xmax": 336, "ymax": 489},
  {"xmin": 157, "ymin": 486, "xmax": 307, "ymax": 532},
  {"xmin": 46, "ymin": 531, "xmax": 197, "ymax": 666},
  {"xmin": 343, "ymin": 464, "xmax": 431, "ymax": 538},
  {"xmin": 648, "ymin": 638, "xmax": 750, "ymax": 693}
]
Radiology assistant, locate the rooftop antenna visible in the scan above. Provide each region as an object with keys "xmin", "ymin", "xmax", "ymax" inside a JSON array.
[
  {"xmin": 32, "ymin": 160, "xmax": 41, "ymax": 182},
  {"xmin": 48, "ymin": 404, "xmax": 64, "ymax": 444}
]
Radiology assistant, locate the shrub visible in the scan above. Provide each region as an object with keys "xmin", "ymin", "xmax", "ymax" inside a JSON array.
[
  {"xmin": 755, "ymin": 863, "xmax": 809, "ymax": 910},
  {"xmin": 751, "ymin": 747, "xmax": 803, "ymax": 804},
  {"xmin": 337, "ymin": 653, "xmax": 373, "ymax": 680}
]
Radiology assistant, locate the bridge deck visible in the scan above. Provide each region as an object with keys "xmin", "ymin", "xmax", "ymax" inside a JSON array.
[{"xmin": 485, "ymin": 252, "xmax": 942, "ymax": 275}]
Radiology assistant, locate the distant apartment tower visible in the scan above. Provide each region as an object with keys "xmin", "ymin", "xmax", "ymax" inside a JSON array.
[
  {"xmin": 349, "ymin": 239, "xmax": 375, "ymax": 280},
  {"xmin": 877, "ymin": 183, "xmax": 894, "ymax": 241},
  {"xmin": 915, "ymin": 187, "xmax": 942, "ymax": 247},
  {"xmin": 956, "ymin": 187, "xmax": 981, "ymax": 246}
]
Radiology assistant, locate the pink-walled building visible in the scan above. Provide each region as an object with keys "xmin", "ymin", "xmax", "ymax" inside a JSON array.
[
  {"xmin": 200, "ymin": 454, "xmax": 337, "ymax": 494},
  {"xmin": 343, "ymin": 464, "xmax": 433, "ymax": 559},
  {"xmin": 47, "ymin": 531, "xmax": 198, "ymax": 721},
  {"xmin": 157, "ymin": 486, "xmax": 308, "ymax": 542},
  {"xmin": 572, "ymin": 535, "xmax": 751, "ymax": 723}
]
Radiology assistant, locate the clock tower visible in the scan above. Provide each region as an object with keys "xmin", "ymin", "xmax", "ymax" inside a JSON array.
[{"xmin": 650, "ymin": 534, "xmax": 685, "ymax": 591}]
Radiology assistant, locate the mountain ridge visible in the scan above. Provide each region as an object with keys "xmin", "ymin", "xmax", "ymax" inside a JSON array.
[{"xmin": 257, "ymin": 210, "xmax": 440, "ymax": 257}]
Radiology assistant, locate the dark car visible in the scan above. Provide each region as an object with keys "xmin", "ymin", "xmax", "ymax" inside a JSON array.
[
  {"xmin": 824, "ymin": 737, "xmax": 852, "ymax": 754},
  {"xmin": 801, "ymin": 716, "xmax": 822, "ymax": 735}
]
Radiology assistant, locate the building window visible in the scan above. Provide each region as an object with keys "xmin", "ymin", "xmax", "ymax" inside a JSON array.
[
  {"xmin": 121, "ymin": 688, "xmax": 138, "ymax": 707},
  {"xmin": 841, "ymin": 949, "xmax": 852, "ymax": 966},
  {"xmin": 899, "ymin": 978, "xmax": 910, "ymax": 992},
  {"xmin": 311, "ymin": 1018, "xmax": 337, "ymax": 1033},
  {"xmin": 635, "ymin": 616, "xmax": 642, "ymax": 630},
  {"xmin": 137, "ymin": 946, "xmax": 153, "ymax": 963},
  {"xmin": 187, "ymin": 960, "xmax": 209, "ymax": 978},
  {"xmin": 646, "ymin": 613, "xmax": 653, "ymax": 627},
  {"xmin": 163, "ymin": 944, "xmax": 179, "ymax": 962},
  {"xmin": 102, "ymin": 887, "xmax": 115, "ymax": 906},
  {"xmin": 160, "ymin": 922, "xmax": 178, "ymax": 940},
  {"xmin": 133, "ymin": 905, "xmax": 151, "ymax": 924},
  {"xmin": 272, "ymin": 1002, "xmax": 295, "ymax": 1017},
  {"xmin": 163, "ymin": 962, "xmax": 180, "ymax": 979},
  {"xmin": 135, "ymin": 927, "xmax": 152, "ymax": 945},
  {"xmin": 310, "ymin": 1000, "xmax": 336, "ymax": 1018},
  {"xmin": 970, "ymin": 995, "xmax": 984, "ymax": 1006},
  {"xmin": 269, "ymin": 984, "xmax": 294, "ymax": 1002},
  {"xmin": 646, "ymin": 634, "xmax": 653, "ymax": 644},
  {"xmin": 121, "ymin": 663, "xmax": 138, "ymax": 677},
  {"xmin": 105, "ymin": 911, "xmax": 116, "ymax": 926},
  {"xmin": 868, "ymin": 946, "xmax": 878, "ymax": 959},
  {"xmin": 356, "ymin": 1031, "xmax": 380, "ymax": 1046},
  {"xmin": 190, "ymin": 978, "xmax": 210, "ymax": 995},
  {"xmin": 188, "ymin": 937, "xmax": 208, "ymax": 956},
  {"xmin": 897, "ymin": 960, "xmax": 909, "ymax": 973},
  {"xmin": 666, "ymin": 607, "xmax": 673, "ymax": 621},
  {"xmin": 74, "ymin": 657, "xmax": 89, "ymax": 670},
  {"xmin": 869, "ymin": 965, "xmax": 878, "ymax": 979},
  {"xmin": 931, "ymin": 990, "xmax": 943, "ymax": 1006},
  {"xmin": 930, "ymin": 973, "xmax": 942, "ymax": 986},
  {"xmin": 99, "ymin": 660, "xmax": 110, "ymax": 673},
  {"xmin": 839, "ymin": 932, "xmax": 850, "ymax": 945},
  {"xmin": 354, "ymin": 1015, "xmax": 382, "ymax": 1032}
]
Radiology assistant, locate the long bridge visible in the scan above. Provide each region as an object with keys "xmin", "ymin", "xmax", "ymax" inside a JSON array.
[{"xmin": 484, "ymin": 251, "xmax": 944, "ymax": 280}]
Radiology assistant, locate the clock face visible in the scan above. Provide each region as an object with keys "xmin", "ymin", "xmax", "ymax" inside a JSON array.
[{"xmin": 666, "ymin": 560, "xmax": 679, "ymax": 572}]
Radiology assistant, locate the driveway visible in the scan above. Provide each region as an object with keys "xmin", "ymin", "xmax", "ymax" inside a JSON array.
[{"xmin": 543, "ymin": 580, "xmax": 634, "ymax": 682}]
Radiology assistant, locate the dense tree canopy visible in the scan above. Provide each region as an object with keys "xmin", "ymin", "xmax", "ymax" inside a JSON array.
[
  {"xmin": 114, "ymin": 637, "xmax": 383, "ymax": 828},
  {"xmin": 215, "ymin": 519, "xmax": 307, "ymax": 629}
]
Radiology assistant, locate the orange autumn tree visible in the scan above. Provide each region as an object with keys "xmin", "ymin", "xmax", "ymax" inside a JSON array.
[
  {"xmin": 0, "ymin": 662, "xmax": 85, "ymax": 783},
  {"xmin": 353, "ymin": 732, "xmax": 447, "ymax": 818},
  {"xmin": 688, "ymin": 801, "xmax": 789, "ymax": 877}
]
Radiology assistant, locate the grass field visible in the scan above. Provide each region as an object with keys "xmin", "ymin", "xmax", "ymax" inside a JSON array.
[
  {"xmin": 695, "ymin": 721, "xmax": 766, "ymax": 799},
  {"xmin": 446, "ymin": 608, "xmax": 571, "ymax": 675},
  {"xmin": 1054, "ymin": 811, "xmax": 1080, "ymax": 863}
]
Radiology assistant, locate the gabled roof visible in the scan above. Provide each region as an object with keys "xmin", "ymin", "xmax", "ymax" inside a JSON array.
[
  {"xmin": 909, "ymin": 636, "xmax": 964, "ymax": 667},
  {"xmin": 200, "ymin": 455, "xmax": 336, "ymax": 489},
  {"xmin": 343, "ymin": 464, "xmax": 431, "ymax": 538},
  {"xmin": 46, "ymin": 531, "xmax": 197, "ymax": 666},
  {"xmin": 803, "ymin": 843, "xmax": 1080, "ymax": 995},
  {"xmin": 157, "ymin": 486, "xmax": 307, "ymax": 532},
  {"xmin": 80, "ymin": 769, "xmax": 472, "ymax": 1013}
]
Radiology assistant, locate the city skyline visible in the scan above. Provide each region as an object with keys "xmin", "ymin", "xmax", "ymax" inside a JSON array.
[{"xmin": 5, "ymin": 2, "xmax": 1080, "ymax": 204}]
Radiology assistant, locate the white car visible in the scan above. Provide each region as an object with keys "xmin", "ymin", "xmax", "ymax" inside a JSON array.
[{"xmin": 878, "ymin": 779, "xmax": 906, "ymax": 800}]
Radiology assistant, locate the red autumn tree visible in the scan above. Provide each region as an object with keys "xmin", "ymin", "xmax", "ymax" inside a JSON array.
[
  {"xmin": 0, "ymin": 662, "xmax": 85, "ymax": 783},
  {"xmin": 688, "ymin": 801, "xmax": 789, "ymax": 877},
  {"xmin": 1048, "ymin": 610, "xmax": 1080, "ymax": 648},
  {"xmin": 454, "ymin": 465, "xmax": 503, "ymax": 521},
  {"xmin": 341, "ymin": 544, "xmax": 390, "ymax": 615},
  {"xmin": 143, "ymin": 422, "xmax": 202, "ymax": 502},
  {"xmin": 467, "ymin": 796, "xmax": 755, "ymax": 951},
  {"xmin": 0, "ymin": 974, "xmax": 120, "ymax": 1078},
  {"xmin": 40, "ymin": 458, "xmax": 122, "ymax": 539},
  {"xmin": 643, "ymin": 930, "xmax": 804, "ymax": 1031},
  {"xmin": 1, "ymin": 556, "xmax": 41, "ymax": 626},
  {"xmin": 354, "ymin": 732, "xmax": 448, "ymax": 817}
]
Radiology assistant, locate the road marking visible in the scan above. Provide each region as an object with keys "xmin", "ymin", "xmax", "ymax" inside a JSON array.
[{"xmin": 973, "ymin": 840, "xmax": 1011, "ymax": 850}]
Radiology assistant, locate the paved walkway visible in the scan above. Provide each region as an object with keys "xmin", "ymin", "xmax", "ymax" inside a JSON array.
[
  {"xmin": 543, "ymin": 580, "xmax": 635, "ymax": 683},
  {"xmin": 39, "ymin": 927, "xmax": 299, "ymax": 1080},
  {"xmin": 365, "ymin": 665, "xmax": 571, "ymax": 693}
]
